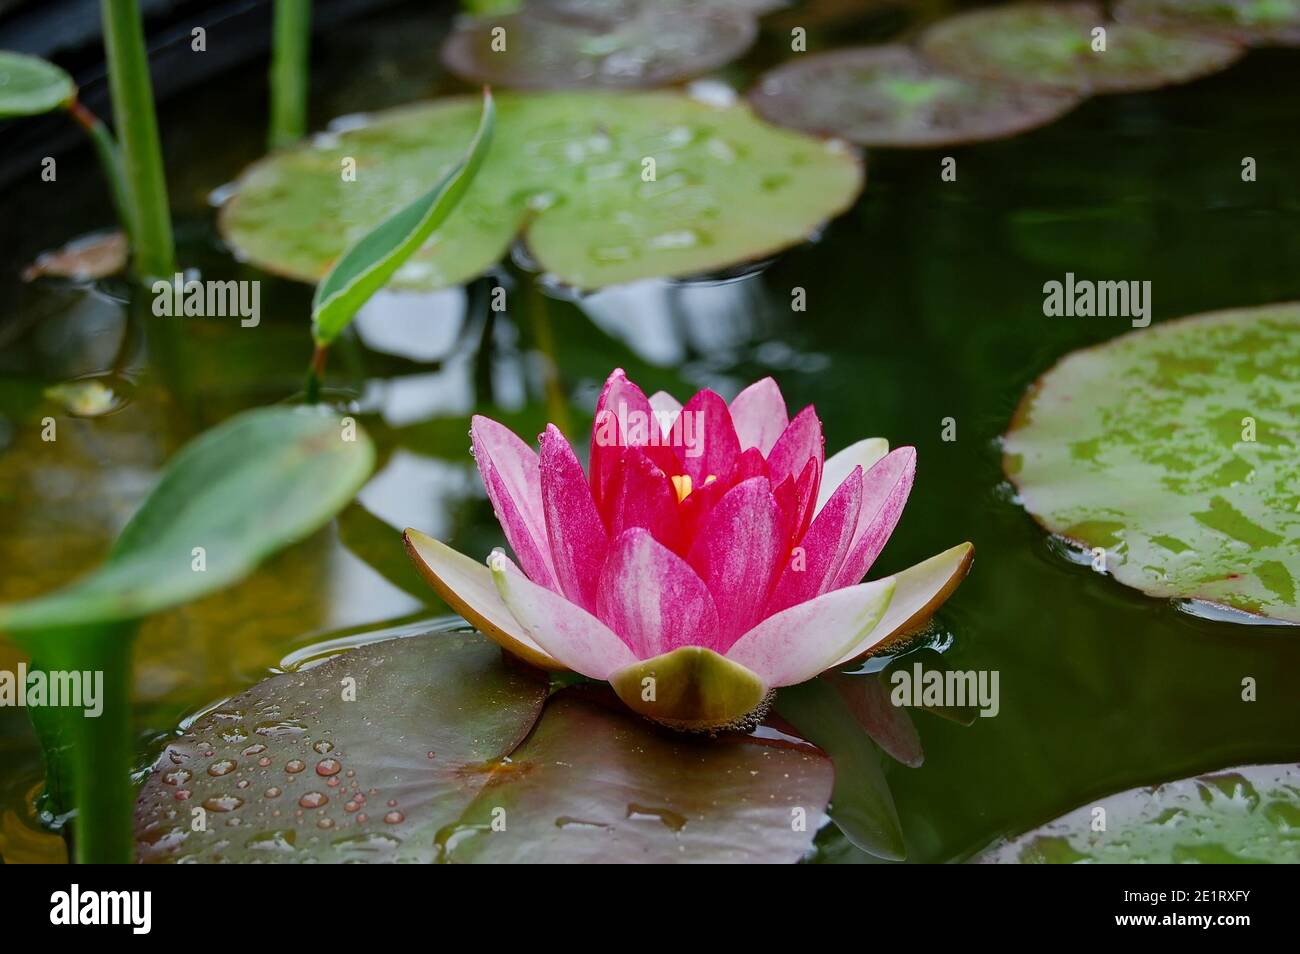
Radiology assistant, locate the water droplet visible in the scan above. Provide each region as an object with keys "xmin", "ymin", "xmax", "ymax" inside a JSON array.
[
  {"xmin": 313, "ymin": 740, "xmax": 334, "ymax": 754},
  {"xmin": 265, "ymin": 787, "xmax": 282, "ymax": 799},
  {"xmin": 203, "ymin": 794, "xmax": 244, "ymax": 812},
  {"xmin": 242, "ymin": 743, "xmax": 267, "ymax": 757},
  {"xmin": 626, "ymin": 803, "xmax": 687, "ymax": 832},
  {"xmin": 247, "ymin": 829, "xmax": 296, "ymax": 852},
  {"xmin": 258, "ymin": 756, "xmax": 272, "ymax": 767},
  {"xmin": 299, "ymin": 791, "xmax": 328, "ymax": 809},
  {"xmin": 383, "ymin": 810, "xmax": 405, "ymax": 824},
  {"xmin": 162, "ymin": 769, "xmax": 192, "ymax": 786},
  {"xmin": 207, "ymin": 759, "xmax": 237, "ymax": 777},
  {"xmin": 316, "ymin": 758, "xmax": 342, "ymax": 777},
  {"xmin": 285, "ymin": 759, "xmax": 306, "ymax": 774},
  {"xmin": 255, "ymin": 718, "xmax": 307, "ymax": 740},
  {"xmin": 317, "ymin": 817, "xmax": 336, "ymax": 829}
]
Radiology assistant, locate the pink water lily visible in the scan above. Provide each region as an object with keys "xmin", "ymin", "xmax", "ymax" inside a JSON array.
[{"xmin": 405, "ymin": 369, "xmax": 972, "ymax": 730}]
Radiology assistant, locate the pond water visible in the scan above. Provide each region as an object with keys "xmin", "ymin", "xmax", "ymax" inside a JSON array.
[{"xmin": 1, "ymin": 0, "xmax": 1298, "ymax": 863}]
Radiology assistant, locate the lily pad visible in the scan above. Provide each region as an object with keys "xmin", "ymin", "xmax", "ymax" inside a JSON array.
[
  {"xmin": 919, "ymin": 2, "xmax": 1243, "ymax": 95},
  {"xmin": 136, "ymin": 634, "xmax": 834, "ymax": 863},
  {"xmin": 975, "ymin": 763, "xmax": 1300, "ymax": 862},
  {"xmin": 1117, "ymin": 0, "xmax": 1300, "ymax": 47},
  {"xmin": 749, "ymin": 46, "xmax": 1084, "ymax": 148},
  {"xmin": 0, "ymin": 407, "xmax": 375, "ymax": 633},
  {"xmin": 219, "ymin": 92, "xmax": 862, "ymax": 291},
  {"xmin": 441, "ymin": 6, "xmax": 758, "ymax": 90},
  {"xmin": 22, "ymin": 230, "xmax": 128, "ymax": 282},
  {"xmin": 1003, "ymin": 302, "xmax": 1300, "ymax": 624},
  {"xmin": 0, "ymin": 51, "xmax": 75, "ymax": 117},
  {"xmin": 439, "ymin": 693, "xmax": 833, "ymax": 863},
  {"xmin": 135, "ymin": 633, "xmax": 550, "ymax": 862}
]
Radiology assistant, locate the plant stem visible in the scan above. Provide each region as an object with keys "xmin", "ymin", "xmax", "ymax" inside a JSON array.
[
  {"xmin": 269, "ymin": 0, "xmax": 312, "ymax": 149},
  {"xmin": 25, "ymin": 621, "xmax": 137, "ymax": 864},
  {"xmin": 305, "ymin": 342, "xmax": 329, "ymax": 404},
  {"xmin": 67, "ymin": 98, "xmax": 134, "ymax": 242},
  {"xmin": 526, "ymin": 278, "xmax": 574, "ymax": 438},
  {"xmin": 100, "ymin": 0, "xmax": 175, "ymax": 282}
]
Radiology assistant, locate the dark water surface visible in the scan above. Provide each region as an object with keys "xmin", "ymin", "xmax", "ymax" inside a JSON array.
[{"xmin": 1, "ymin": 1, "xmax": 1298, "ymax": 863}]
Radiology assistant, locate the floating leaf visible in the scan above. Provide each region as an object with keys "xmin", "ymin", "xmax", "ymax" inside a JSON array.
[
  {"xmin": 22, "ymin": 230, "xmax": 128, "ymax": 282},
  {"xmin": 439, "ymin": 693, "xmax": 833, "ymax": 863},
  {"xmin": 0, "ymin": 51, "xmax": 75, "ymax": 117},
  {"xmin": 311, "ymin": 91, "xmax": 494, "ymax": 344},
  {"xmin": 975, "ymin": 763, "xmax": 1300, "ymax": 862},
  {"xmin": 219, "ymin": 92, "xmax": 862, "ymax": 291},
  {"xmin": 0, "ymin": 406, "xmax": 375, "ymax": 633},
  {"xmin": 1003, "ymin": 302, "xmax": 1300, "ymax": 624},
  {"xmin": 135, "ymin": 633, "xmax": 550, "ymax": 862},
  {"xmin": 777, "ymin": 678, "xmax": 906, "ymax": 860},
  {"xmin": 442, "ymin": 6, "xmax": 757, "ymax": 90},
  {"xmin": 1117, "ymin": 0, "xmax": 1300, "ymax": 47},
  {"xmin": 749, "ymin": 46, "xmax": 1083, "ymax": 148},
  {"xmin": 919, "ymin": 1, "xmax": 1243, "ymax": 95}
]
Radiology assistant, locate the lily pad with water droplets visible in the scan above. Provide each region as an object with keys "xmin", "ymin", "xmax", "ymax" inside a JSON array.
[
  {"xmin": 218, "ymin": 92, "xmax": 862, "ymax": 291},
  {"xmin": 135, "ymin": 632, "xmax": 550, "ymax": 863},
  {"xmin": 919, "ymin": 1, "xmax": 1243, "ymax": 95},
  {"xmin": 441, "ymin": 5, "xmax": 758, "ymax": 90},
  {"xmin": 1003, "ymin": 302, "xmax": 1300, "ymax": 624},
  {"xmin": 974, "ymin": 763, "xmax": 1300, "ymax": 862},
  {"xmin": 437, "ymin": 692, "xmax": 833, "ymax": 863},
  {"xmin": 749, "ymin": 46, "xmax": 1084, "ymax": 148},
  {"xmin": 1117, "ymin": 0, "xmax": 1300, "ymax": 47}
]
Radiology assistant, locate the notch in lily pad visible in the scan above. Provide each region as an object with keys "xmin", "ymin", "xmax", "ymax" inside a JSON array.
[
  {"xmin": 749, "ymin": 45, "xmax": 1085, "ymax": 148},
  {"xmin": 919, "ymin": 1, "xmax": 1244, "ymax": 95}
]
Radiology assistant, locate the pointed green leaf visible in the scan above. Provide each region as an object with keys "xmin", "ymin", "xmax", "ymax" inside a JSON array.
[
  {"xmin": 0, "ymin": 51, "xmax": 75, "ymax": 117},
  {"xmin": 0, "ymin": 406, "xmax": 375, "ymax": 635},
  {"xmin": 310, "ymin": 90, "xmax": 495, "ymax": 344}
]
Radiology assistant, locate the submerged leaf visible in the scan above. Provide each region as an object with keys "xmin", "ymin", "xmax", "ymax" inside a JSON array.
[
  {"xmin": 135, "ymin": 633, "xmax": 549, "ymax": 862},
  {"xmin": 920, "ymin": 1, "xmax": 1243, "ymax": 95},
  {"xmin": 1003, "ymin": 302, "xmax": 1300, "ymax": 624},
  {"xmin": 0, "ymin": 51, "xmax": 75, "ymax": 117},
  {"xmin": 220, "ymin": 92, "xmax": 862, "ymax": 291},
  {"xmin": 975, "ymin": 763, "xmax": 1300, "ymax": 862},
  {"xmin": 1117, "ymin": 0, "xmax": 1300, "ymax": 47},
  {"xmin": 311, "ymin": 91, "xmax": 494, "ymax": 344},
  {"xmin": 0, "ymin": 406, "xmax": 375, "ymax": 634},
  {"xmin": 442, "ymin": 5, "xmax": 757, "ymax": 90},
  {"xmin": 750, "ymin": 46, "xmax": 1084, "ymax": 148},
  {"xmin": 439, "ymin": 692, "xmax": 833, "ymax": 863}
]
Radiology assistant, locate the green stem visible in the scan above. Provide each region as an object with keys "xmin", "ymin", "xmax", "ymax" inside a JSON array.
[
  {"xmin": 305, "ymin": 342, "xmax": 328, "ymax": 404},
  {"xmin": 269, "ymin": 0, "xmax": 313, "ymax": 149},
  {"xmin": 24, "ymin": 621, "xmax": 137, "ymax": 864},
  {"xmin": 100, "ymin": 0, "xmax": 175, "ymax": 282},
  {"xmin": 67, "ymin": 99, "xmax": 134, "ymax": 242}
]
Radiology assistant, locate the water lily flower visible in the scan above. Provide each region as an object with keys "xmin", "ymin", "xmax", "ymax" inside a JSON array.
[{"xmin": 406, "ymin": 370, "xmax": 972, "ymax": 731}]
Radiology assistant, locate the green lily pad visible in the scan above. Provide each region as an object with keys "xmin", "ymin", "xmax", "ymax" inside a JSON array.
[
  {"xmin": 1003, "ymin": 302, "xmax": 1300, "ymax": 624},
  {"xmin": 439, "ymin": 692, "xmax": 833, "ymax": 863},
  {"xmin": 0, "ymin": 406, "xmax": 375, "ymax": 633},
  {"xmin": 441, "ymin": 6, "xmax": 758, "ymax": 90},
  {"xmin": 218, "ymin": 92, "xmax": 862, "ymax": 291},
  {"xmin": 919, "ymin": 2, "xmax": 1243, "ymax": 95},
  {"xmin": 974, "ymin": 763, "xmax": 1300, "ymax": 862},
  {"xmin": 0, "ymin": 51, "xmax": 75, "ymax": 117},
  {"xmin": 135, "ymin": 633, "xmax": 550, "ymax": 862},
  {"xmin": 1117, "ymin": 0, "xmax": 1300, "ymax": 47},
  {"xmin": 749, "ymin": 46, "xmax": 1084, "ymax": 148}
]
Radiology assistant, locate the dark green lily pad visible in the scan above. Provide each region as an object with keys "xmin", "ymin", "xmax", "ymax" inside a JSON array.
[
  {"xmin": 975, "ymin": 764, "xmax": 1300, "ymax": 862},
  {"xmin": 135, "ymin": 632, "xmax": 550, "ymax": 863},
  {"xmin": 440, "ymin": 693, "xmax": 833, "ymax": 863},
  {"xmin": 1117, "ymin": 0, "xmax": 1300, "ymax": 47},
  {"xmin": 441, "ymin": 6, "xmax": 758, "ymax": 90},
  {"xmin": 919, "ymin": 2, "xmax": 1243, "ymax": 95},
  {"xmin": 0, "ymin": 51, "xmax": 75, "ymax": 117},
  {"xmin": 749, "ymin": 46, "xmax": 1083, "ymax": 148},
  {"xmin": 1003, "ymin": 302, "xmax": 1300, "ymax": 624},
  {"xmin": 219, "ymin": 92, "xmax": 862, "ymax": 291}
]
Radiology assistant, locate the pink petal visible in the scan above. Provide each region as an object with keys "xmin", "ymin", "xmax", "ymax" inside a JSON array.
[
  {"xmin": 588, "ymin": 369, "xmax": 675, "ymax": 513},
  {"xmin": 673, "ymin": 388, "xmax": 740, "ymax": 487},
  {"xmin": 540, "ymin": 424, "xmax": 609, "ymax": 612},
  {"xmin": 816, "ymin": 438, "xmax": 889, "ymax": 515},
  {"xmin": 686, "ymin": 476, "xmax": 784, "ymax": 650},
  {"xmin": 489, "ymin": 550, "xmax": 637, "ymax": 679},
  {"xmin": 677, "ymin": 446, "xmax": 767, "ymax": 542},
  {"xmin": 766, "ymin": 405, "xmax": 824, "ymax": 487},
  {"xmin": 832, "ymin": 447, "xmax": 916, "ymax": 589},
  {"xmin": 596, "ymin": 528, "xmax": 720, "ymax": 657},
  {"xmin": 725, "ymin": 578, "xmax": 896, "ymax": 687},
  {"xmin": 471, "ymin": 415, "xmax": 558, "ymax": 590},
  {"xmin": 602, "ymin": 448, "xmax": 684, "ymax": 554},
  {"xmin": 765, "ymin": 465, "xmax": 863, "ymax": 616},
  {"xmin": 729, "ymin": 377, "xmax": 788, "ymax": 455}
]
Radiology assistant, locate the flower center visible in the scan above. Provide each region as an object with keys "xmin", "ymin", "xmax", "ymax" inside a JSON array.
[{"xmin": 670, "ymin": 473, "xmax": 716, "ymax": 503}]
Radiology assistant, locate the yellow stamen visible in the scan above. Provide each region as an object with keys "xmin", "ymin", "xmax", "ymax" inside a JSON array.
[{"xmin": 671, "ymin": 474, "xmax": 693, "ymax": 502}]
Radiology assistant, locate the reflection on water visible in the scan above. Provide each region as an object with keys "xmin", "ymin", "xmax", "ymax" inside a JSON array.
[{"xmin": 1, "ymin": 0, "xmax": 1299, "ymax": 863}]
